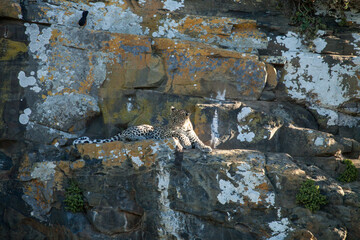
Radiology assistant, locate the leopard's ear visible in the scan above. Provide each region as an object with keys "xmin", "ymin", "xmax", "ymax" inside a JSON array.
[
  {"xmin": 186, "ymin": 112, "xmax": 190, "ymax": 116},
  {"xmin": 171, "ymin": 106, "xmax": 176, "ymax": 111}
]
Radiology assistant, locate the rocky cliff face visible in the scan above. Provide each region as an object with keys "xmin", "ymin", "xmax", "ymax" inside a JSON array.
[{"xmin": 1, "ymin": 0, "xmax": 360, "ymax": 239}]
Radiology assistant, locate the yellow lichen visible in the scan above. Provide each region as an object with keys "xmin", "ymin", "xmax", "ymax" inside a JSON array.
[{"xmin": 0, "ymin": 38, "xmax": 27, "ymax": 61}]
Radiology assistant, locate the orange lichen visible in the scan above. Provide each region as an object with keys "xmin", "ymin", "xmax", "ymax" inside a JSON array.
[
  {"xmin": 70, "ymin": 160, "xmax": 85, "ymax": 170},
  {"xmin": 53, "ymin": 161, "xmax": 70, "ymax": 191},
  {"xmin": 255, "ymin": 183, "xmax": 270, "ymax": 191},
  {"xmin": 77, "ymin": 139, "xmax": 176, "ymax": 168},
  {"xmin": 23, "ymin": 179, "xmax": 52, "ymax": 209},
  {"xmin": 173, "ymin": 16, "xmax": 266, "ymax": 47},
  {"xmin": 153, "ymin": 38, "xmax": 265, "ymax": 98}
]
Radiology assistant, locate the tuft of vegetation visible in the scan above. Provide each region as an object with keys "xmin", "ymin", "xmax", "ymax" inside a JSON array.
[
  {"xmin": 296, "ymin": 179, "xmax": 327, "ymax": 212},
  {"xmin": 289, "ymin": 0, "xmax": 325, "ymax": 42},
  {"xmin": 280, "ymin": 0, "xmax": 352, "ymax": 44},
  {"xmin": 338, "ymin": 159, "xmax": 358, "ymax": 183},
  {"xmin": 64, "ymin": 180, "xmax": 84, "ymax": 213}
]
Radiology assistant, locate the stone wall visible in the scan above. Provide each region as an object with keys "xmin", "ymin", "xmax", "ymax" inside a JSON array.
[{"xmin": 0, "ymin": 0, "xmax": 359, "ymax": 239}]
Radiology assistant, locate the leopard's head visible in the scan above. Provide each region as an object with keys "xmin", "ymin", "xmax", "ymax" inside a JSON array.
[{"xmin": 169, "ymin": 106, "xmax": 190, "ymax": 127}]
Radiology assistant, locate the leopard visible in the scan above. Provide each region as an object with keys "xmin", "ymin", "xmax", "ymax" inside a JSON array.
[{"xmin": 73, "ymin": 106, "xmax": 212, "ymax": 152}]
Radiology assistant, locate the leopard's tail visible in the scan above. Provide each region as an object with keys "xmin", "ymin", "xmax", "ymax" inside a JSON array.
[{"xmin": 72, "ymin": 133, "xmax": 124, "ymax": 146}]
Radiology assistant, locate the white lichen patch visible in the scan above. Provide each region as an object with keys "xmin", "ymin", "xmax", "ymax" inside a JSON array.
[
  {"xmin": 19, "ymin": 108, "xmax": 32, "ymax": 125},
  {"xmin": 237, "ymin": 125, "xmax": 255, "ymax": 142},
  {"xmin": 351, "ymin": 33, "xmax": 360, "ymax": 55},
  {"xmin": 162, "ymin": 0, "xmax": 184, "ymax": 12},
  {"xmin": 31, "ymin": 161, "xmax": 56, "ymax": 182},
  {"xmin": 18, "ymin": 114, "xmax": 29, "ymax": 125},
  {"xmin": 276, "ymin": 31, "xmax": 359, "ymax": 108},
  {"xmin": 236, "ymin": 107, "xmax": 258, "ymax": 142},
  {"xmin": 157, "ymin": 159, "xmax": 184, "ymax": 239},
  {"xmin": 18, "ymin": 71, "xmax": 36, "ymax": 87},
  {"xmin": 34, "ymin": 93, "xmax": 100, "ymax": 130},
  {"xmin": 150, "ymin": 142, "xmax": 161, "ymax": 154},
  {"xmin": 345, "ymin": 11, "xmax": 360, "ymax": 25},
  {"xmin": 210, "ymin": 109, "xmax": 220, "ymax": 148},
  {"xmin": 24, "ymin": 23, "xmax": 52, "ymax": 62},
  {"xmin": 312, "ymin": 36, "xmax": 327, "ymax": 53},
  {"xmin": 126, "ymin": 97, "xmax": 133, "ymax": 112},
  {"xmin": 268, "ymin": 218, "xmax": 294, "ymax": 240},
  {"xmin": 309, "ymin": 105, "xmax": 338, "ymax": 126},
  {"xmin": 131, "ymin": 156, "xmax": 144, "ymax": 167},
  {"xmin": 152, "ymin": 17, "xmax": 182, "ymax": 39},
  {"xmin": 314, "ymin": 137, "xmax": 324, "ymax": 146},
  {"xmin": 216, "ymin": 89, "xmax": 226, "ymax": 101},
  {"xmin": 338, "ymin": 113, "xmax": 360, "ymax": 128},
  {"xmin": 45, "ymin": 0, "xmax": 148, "ymax": 35},
  {"xmin": 217, "ymin": 154, "xmax": 275, "ymax": 207},
  {"xmin": 237, "ymin": 107, "xmax": 253, "ymax": 122},
  {"xmin": 309, "ymin": 104, "xmax": 360, "ymax": 128},
  {"xmin": 275, "ymin": 175, "xmax": 282, "ymax": 190}
]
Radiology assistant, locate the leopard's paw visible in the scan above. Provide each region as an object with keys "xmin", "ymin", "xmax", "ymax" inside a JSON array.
[{"xmin": 201, "ymin": 146, "xmax": 212, "ymax": 153}]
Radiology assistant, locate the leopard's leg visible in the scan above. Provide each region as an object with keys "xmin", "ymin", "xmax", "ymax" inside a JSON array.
[
  {"xmin": 186, "ymin": 131, "xmax": 212, "ymax": 152},
  {"xmin": 171, "ymin": 131, "xmax": 192, "ymax": 149},
  {"xmin": 172, "ymin": 137, "xmax": 184, "ymax": 151}
]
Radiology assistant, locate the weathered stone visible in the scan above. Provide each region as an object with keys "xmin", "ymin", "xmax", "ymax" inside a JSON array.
[
  {"xmin": 182, "ymin": 0, "xmax": 279, "ymax": 15},
  {"xmin": 0, "ymin": 22, "xmax": 29, "ymax": 141},
  {"xmin": 5, "ymin": 133, "xmax": 360, "ymax": 239},
  {"xmin": 292, "ymin": 161, "xmax": 360, "ymax": 239},
  {"xmin": 101, "ymin": 33, "xmax": 165, "ymax": 90},
  {"xmin": 25, "ymin": 122, "xmax": 78, "ymax": 144},
  {"xmin": 0, "ymin": 0, "xmax": 22, "ymax": 19},
  {"xmin": 287, "ymin": 229, "xmax": 316, "ymax": 240},
  {"xmin": 259, "ymin": 90, "xmax": 276, "ymax": 101},
  {"xmin": 155, "ymin": 38, "xmax": 267, "ymax": 100},
  {"xmin": 1, "ymin": 0, "xmax": 360, "ymax": 239},
  {"xmin": 265, "ymin": 63, "xmax": 278, "ymax": 89},
  {"xmin": 295, "ymin": 156, "xmax": 345, "ymax": 179},
  {"xmin": 309, "ymin": 105, "xmax": 360, "ymax": 139},
  {"xmin": 194, "ymin": 101, "xmax": 317, "ymax": 151},
  {"xmin": 265, "ymin": 153, "xmax": 307, "ymax": 209},
  {"xmin": 0, "ymin": 38, "xmax": 27, "ymax": 61},
  {"xmin": 99, "ymin": 89, "xmax": 210, "ymax": 126},
  {"xmin": 88, "ymin": 206, "xmax": 142, "ymax": 235},
  {"xmin": 152, "ymin": 15, "xmax": 267, "ymax": 53},
  {"xmin": 275, "ymin": 32, "xmax": 360, "ymax": 109},
  {"xmin": 76, "ymin": 138, "xmax": 177, "ymax": 169},
  {"xmin": 31, "ymin": 94, "xmax": 100, "ymax": 132},
  {"xmin": 291, "ymin": 207, "xmax": 347, "ymax": 240},
  {"xmin": 0, "ymin": 151, "xmax": 12, "ymax": 171},
  {"xmin": 278, "ymin": 125, "xmax": 353, "ymax": 157},
  {"xmin": 74, "ymin": 143, "xmax": 287, "ymax": 239}
]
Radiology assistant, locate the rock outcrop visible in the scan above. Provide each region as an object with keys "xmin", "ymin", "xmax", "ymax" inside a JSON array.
[{"xmin": 0, "ymin": 0, "xmax": 359, "ymax": 239}]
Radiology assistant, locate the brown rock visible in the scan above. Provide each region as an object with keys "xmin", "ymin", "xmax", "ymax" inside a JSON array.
[
  {"xmin": 265, "ymin": 63, "xmax": 278, "ymax": 90},
  {"xmin": 154, "ymin": 38, "xmax": 267, "ymax": 101},
  {"xmin": 278, "ymin": 124, "xmax": 353, "ymax": 157},
  {"xmin": 0, "ymin": 0, "xmax": 22, "ymax": 19}
]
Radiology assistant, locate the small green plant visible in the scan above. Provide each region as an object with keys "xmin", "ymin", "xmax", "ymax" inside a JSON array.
[
  {"xmin": 296, "ymin": 179, "xmax": 327, "ymax": 212},
  {"xmin": 289, "ymin": 0, "xmax": 326, "ymax": 42},
  {"xmin": 64, "ymin": 180, "xmax": 84, "ymax": 213},
  {"xmin": 282, "ymin": 0, "xmax": 352, "ymax": 44},
  {"xmin": 338, "ymin": 159, "xmax": 358, "ymax": 183}
]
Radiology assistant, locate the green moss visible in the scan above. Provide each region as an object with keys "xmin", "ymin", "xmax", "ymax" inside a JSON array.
[
  {"xmin": 64, "ymin": 180, "xmax": 84, "ymax": 213},
  {"xmin": 338, "ymin": 159, "xmax": 358, "ymax": 183},
  {"xmin": 296, "ymin": 179, "xmax": 327, "ymax": 212}
]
